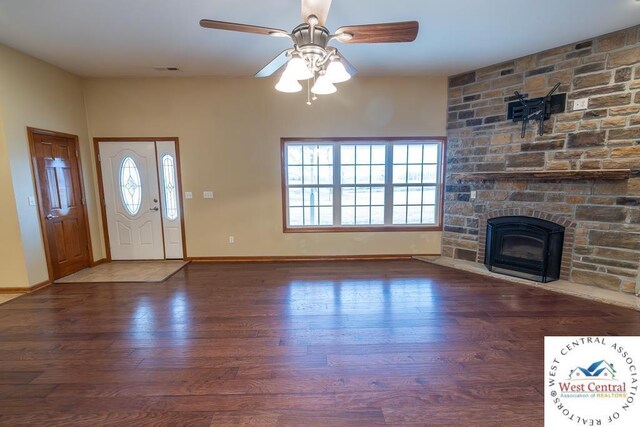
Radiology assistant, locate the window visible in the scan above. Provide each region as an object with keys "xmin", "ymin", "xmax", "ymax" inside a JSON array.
[
  {"xmin": 392, "ymin": 144, "xmax": 439, "ymax": 225},
  {"xmin": 161, "ymin": 154, "xmax": 179, "ymax": 220},
  {"xmin": 286, "ymin": 144, "xmax": 334, "ymax": 226},
  {"xmin": 340, "ymin": 144, "xmax": 386, "ymax": 226},
  {"xmin": 120, "ymin": 156, "xmax": 142, "ymax": 215},
  {"xmin": 282, "ymin": 138, "xmax": 445, "ymax": 231}
]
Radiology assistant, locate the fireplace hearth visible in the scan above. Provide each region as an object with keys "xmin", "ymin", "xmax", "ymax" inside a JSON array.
[{"xmin": 484, "ymin": 216, "xmax": 564, "ymax": 283}]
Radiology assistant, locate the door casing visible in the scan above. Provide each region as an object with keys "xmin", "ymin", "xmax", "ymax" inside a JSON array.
[
  {"xmin": 94, "ymin": 137, "xmax": 187, "ymax": 261},
  {"xmin": 27, "ymin": 127, "xmax": 95, "ymax": 282}
]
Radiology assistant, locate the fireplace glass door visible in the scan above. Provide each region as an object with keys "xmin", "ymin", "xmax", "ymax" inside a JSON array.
[
  {"xmin": 485, "ymin": 216, "xmax": 564, "ymax": 283},
  {"xmin": 501, "ymin": 234, "xmax": 544, "ymax": 259}
]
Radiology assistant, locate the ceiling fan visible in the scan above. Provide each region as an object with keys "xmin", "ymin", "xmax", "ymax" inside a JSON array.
[{"xmin": 200, "ymin": 0, "xmax": 419, "ymax": 102}]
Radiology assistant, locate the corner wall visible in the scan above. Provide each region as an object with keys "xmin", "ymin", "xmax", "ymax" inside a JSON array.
[
  {"xmin": 0, "ymin": 44, "xmax": 104, "ymax": 287},
  {"xmin": 82, "ymin": 76, "xmax": 448, "ymax": 258},
  {"xmin": 0, "ymin": 107, "xmax": 29, "ymax": 287},
  {"xmin": 444, "ymin": 26, "xmax": 640, "ymax": 294}
]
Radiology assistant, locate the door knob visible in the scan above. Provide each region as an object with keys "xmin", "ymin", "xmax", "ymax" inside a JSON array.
[
  {"xmin": 150, "ymin": 207, "xmax": 159, "ymax": 211},
  {"xmin": 45, "ymin": 214, "xmax": 58, "ymax": 220}
]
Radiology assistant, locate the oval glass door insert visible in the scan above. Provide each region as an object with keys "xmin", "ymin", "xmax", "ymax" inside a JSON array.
[{"xmin": 120, "ymin": 156, "xmax": 142, "ymax": 215}]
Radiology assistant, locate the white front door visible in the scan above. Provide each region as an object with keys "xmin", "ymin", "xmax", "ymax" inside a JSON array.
[{"xmin": 99, "ymin": 141, "xmax": 164, "ymax": 260}]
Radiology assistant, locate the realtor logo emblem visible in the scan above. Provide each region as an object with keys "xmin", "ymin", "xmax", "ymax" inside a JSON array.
[
  {"xmin": 568, "ymin": 360, "xmax": 616, "ymax": 380},
  {"xmin": 545, "ymin": 337, "xmax": 640, "ymax": 426}
]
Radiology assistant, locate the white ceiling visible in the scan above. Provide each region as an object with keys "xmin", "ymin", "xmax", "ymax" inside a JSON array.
[{"xmin": 0, "ymin": 0, "xmax": 639, "ymax": 78}]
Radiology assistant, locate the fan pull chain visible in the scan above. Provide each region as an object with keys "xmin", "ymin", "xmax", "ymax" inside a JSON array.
[
  {"xmin": 307, "ymin": 79, "xmax": 311, "ymax": 106},
  {"xmin": 312, "ymin": 75, "xmax": 317, "ymax": 101}
]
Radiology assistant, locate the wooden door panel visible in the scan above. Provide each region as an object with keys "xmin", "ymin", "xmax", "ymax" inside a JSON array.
[
  {"xmin": 52, "ymin": 142, "xmax": 70, "ymax": 160},
  {"xmin": 45, "ymin": 167, "xmax": 62, "ymax": 209},
  {"xmin": 56, "ymin": 167, "xmax": 75, "ymax": 208},
  {"xmin": 51, "ymin": 221, "xmax": 67, "ymax": 262},
  {"xmin": 30, "ymin": 131, "xmax": 90, "ymax": 279}
]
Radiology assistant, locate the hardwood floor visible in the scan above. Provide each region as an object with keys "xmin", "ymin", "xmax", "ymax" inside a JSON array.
[{"xmin": 0, "ymin": 260, "xmax": 639, "ymax": 426}]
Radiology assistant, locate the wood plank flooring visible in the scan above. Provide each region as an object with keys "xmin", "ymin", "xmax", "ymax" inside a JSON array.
[{"xmin": 0, "ymin": 260, "xmax": 639, "ymax": 426}]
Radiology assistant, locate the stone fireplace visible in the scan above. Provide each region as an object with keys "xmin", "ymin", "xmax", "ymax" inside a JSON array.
[{"xmin": 443, "ymin": 25, "xmax": 640, "ymax": 295}]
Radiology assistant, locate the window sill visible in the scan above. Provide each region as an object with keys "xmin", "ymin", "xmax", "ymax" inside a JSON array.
[{"xmin": 283, "ymin": 225, "xmax": 443, "ymax": 233}]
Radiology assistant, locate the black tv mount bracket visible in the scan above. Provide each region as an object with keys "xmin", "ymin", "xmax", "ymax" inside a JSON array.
[{"xmin": 507, "ymin": 82, "xmax": 566, "ymax": 138}]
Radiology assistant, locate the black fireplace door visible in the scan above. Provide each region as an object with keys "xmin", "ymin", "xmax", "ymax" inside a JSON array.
[{"xmin": 485, "ymin": 216, "xmax": 564, "ymax": 283}]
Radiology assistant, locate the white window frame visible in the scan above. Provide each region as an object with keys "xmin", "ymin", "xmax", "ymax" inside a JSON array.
[{"xmin": 281, "ymin": 137, "xmax": 446, "ymax": 232}]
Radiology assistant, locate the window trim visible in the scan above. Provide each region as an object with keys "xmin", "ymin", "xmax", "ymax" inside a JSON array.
[{"xmin": 280, "ymin": 136, "xmax": 447, "ymax": 233}]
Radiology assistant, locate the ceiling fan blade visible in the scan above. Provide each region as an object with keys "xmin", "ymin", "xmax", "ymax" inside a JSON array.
[
  {"xmin": 301, "ymin": 0, "xmax": 332, "ymax": 26},
  {"xmin": 335, "ymin": 21, "xmax": 419, "ymax": 44},
  {"xmin": 200, "ymin": 19, "xmax": 289, "ymax": 37},
  {"xmin": 255, "ymin": 50, "xmax": 292, "ymax": 78}
]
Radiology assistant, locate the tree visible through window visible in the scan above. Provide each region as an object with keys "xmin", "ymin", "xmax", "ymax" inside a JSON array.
[{"xmin": 282, "ymin": 138, "xmax": 445, "ymax": 231}]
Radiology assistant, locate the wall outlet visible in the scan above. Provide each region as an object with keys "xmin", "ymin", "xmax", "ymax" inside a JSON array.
[
  {"xmin": 573, "ymin": 98, "xmax": 589, "ymax": 111},
  {"xmin": 203, "ymin": 191, "xmax": 214, "ymax": 199},
  {"xmin": 228, "ymin": 236, "xmax": 235, "ymax": 244},
  {"xmin": 470, "ymin": 190, "xmax": 477, "ymax": 200},
  {"xmin": 184, "ymin": 192, "xmax": 193, "ymax": 199},
  {"xmin": 28, "ymin": 196, "xmax": 36, "ymax": 206}
]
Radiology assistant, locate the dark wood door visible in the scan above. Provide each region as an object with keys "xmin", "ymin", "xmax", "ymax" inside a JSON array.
[{"xmin": 31, "ymin": 132, "xmax": 90, "ymax": 279}]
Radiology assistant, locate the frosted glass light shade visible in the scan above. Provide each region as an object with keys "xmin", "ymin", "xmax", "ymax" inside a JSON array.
[
  {"xmin": 284, "ymin": 57, "xmax": 313, "ymax": 80},
  {"xmin": 275, "ymin": 75, "xmax": 302, "ymax": 93},
  {"xmin": 325, "ymin": 59, "xmax": 351, "ymax": 83},
  {"xmin": 311, "ymin": 75, "xmax": 337, "ymax": 95}
]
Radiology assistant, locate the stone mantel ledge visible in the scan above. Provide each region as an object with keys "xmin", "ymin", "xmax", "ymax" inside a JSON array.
[
  {"xmin": 450, "ymin": 169, "xmax": 633, "ymax": 182},
  {"xmin": 414, "ymin": 256, "xmax": 640, "ymax": 311}
]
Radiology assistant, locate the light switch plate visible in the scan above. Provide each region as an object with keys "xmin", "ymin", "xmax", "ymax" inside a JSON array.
[
  {"xmin": 573, "ymin": 98, "xmax": 589, "ymax": 111},
  {"xmin": 203, "ymin": 191, "xmax": 214, "ymax": 199},
  {"xmin": 28, "ymin": 196, "xmax": 36, "ymax": 206},
  {"xmin": 184, "ymin": 192, "xmax": 193, "ymax": 199},
  {"xmin": 470, "ymin": 190, "xmax": 477, "ymax": 200}
]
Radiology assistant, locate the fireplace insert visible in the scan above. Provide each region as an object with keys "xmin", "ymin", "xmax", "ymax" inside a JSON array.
[{"xmin": 485, "ymin": 216, "xmax": 564, "ymax": 283}]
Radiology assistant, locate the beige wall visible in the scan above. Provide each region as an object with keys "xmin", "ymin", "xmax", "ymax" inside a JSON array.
[
  {"xmin": 0, "ymin": 44, "xmax": 104, "ymax": 287},
  {"xmin": 0, "ymin": 107, "xmax": 30, "ymax": 287},
  {"xmin": 83, "ymin": 76, "xmax": 447, "ymax": 258}
]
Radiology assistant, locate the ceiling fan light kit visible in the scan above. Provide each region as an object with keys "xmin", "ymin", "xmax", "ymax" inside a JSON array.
[
  {"xmin": 311, "ymin": 72, "xmax": 337, "ymax": 95},
  {"xmin": 325, "ymin": 58, "xmax": 351, "ymax": 83},
  {"xmin": 275, "ymin": 75, "xmax": 303, "ymax": 93},
  {"xmin": 200, "ymin": 0, "xmax": 419, "ymax": 105},
  {"xmin": 283, "ymin": 55, "xmax": 314, "ymax": 81}
]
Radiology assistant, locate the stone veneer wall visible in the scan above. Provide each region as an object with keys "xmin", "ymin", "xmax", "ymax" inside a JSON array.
[{"xmin": 444, "ymin": 25, "xmax": 640, "ymax": 295}]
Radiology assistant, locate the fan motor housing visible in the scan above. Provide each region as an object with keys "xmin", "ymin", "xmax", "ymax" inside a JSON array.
[{"xmin": 291, "ymin": 24, "xmax": 330, "ymax": 48}]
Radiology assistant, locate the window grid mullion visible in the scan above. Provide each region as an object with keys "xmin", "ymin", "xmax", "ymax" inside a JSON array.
[
  {"xmin": 384, "ymin": 142, "xmax": 393, "ymax": 225},
  {"xmin": 313, "ymin": 149, "xmax": 319, "ymax": 225},
  {"xmin": 405, "ymin": 145, "xmax": 410, "ymax": 225},
  {"xmin": 419, "ymin": 145, "xmax": 425, "ymax": 223},
  {"xmin": 301, "ymin": 147, "xmax": 306, "ymax": 225},
  {"xmin": 368, "ymin": 145, "xmax": 372, "ymax": 224},
  {"xmin": 334, "ymin": 143, "xmax": 341, "ymax": 226},
  {"xmin": 436, "ymin": 144, "xmax": 442, "ymax": 227}
]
